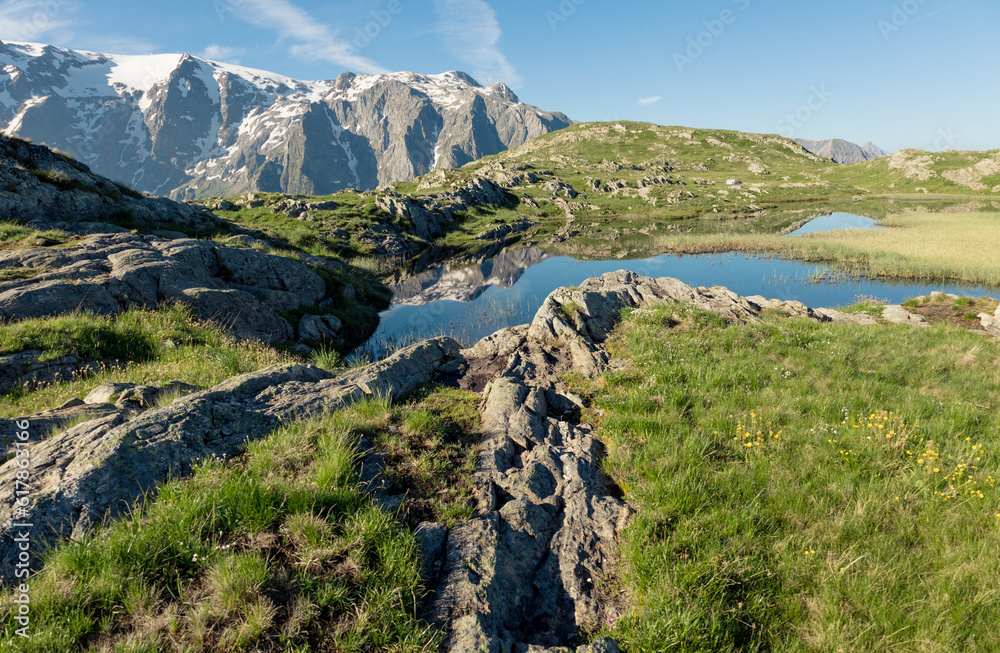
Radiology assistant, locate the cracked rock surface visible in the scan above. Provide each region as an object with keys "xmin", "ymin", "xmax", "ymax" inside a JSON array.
[
  {"xmin": 0, "ymin": 338, "xmax": 459, "ymax": 583},
  {"xmin": 0, "ymin": 233, "xmax": 328, "ymax": 342}
]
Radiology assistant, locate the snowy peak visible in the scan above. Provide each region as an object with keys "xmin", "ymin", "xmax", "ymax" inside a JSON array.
[{"xmin": 0, "ymin": 40, "xmax": 571, "ymax": 198}]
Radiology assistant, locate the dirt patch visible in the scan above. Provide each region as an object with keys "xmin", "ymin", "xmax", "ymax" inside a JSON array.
[{"xmin": 905, "ymin": 294, "xmax": 999, "ymax": 332}]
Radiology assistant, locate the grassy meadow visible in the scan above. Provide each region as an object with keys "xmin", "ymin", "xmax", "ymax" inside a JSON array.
[{"xmin": 593, "ymin": 302, "xmax": 1000, "ymax": 651}]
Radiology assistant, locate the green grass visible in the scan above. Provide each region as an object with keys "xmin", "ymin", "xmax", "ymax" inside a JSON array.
[
  {"xmin": 595, "ymin": 302, "xmax": 1000, "ymax": 651},
  {"xmin": 377, "ymin": 386, "xmax": 481, "ymax": 527},
  {"xmin": 0, "ymin": 304, "xmax": 212, "ymax": 362},
  {"xmin": 309, "ymin": 346, "xmax": 343, "ymax": 370},
  {"xmin": 0, "ymin": 305, "xmax": 296, "ymax": 418},
  {"xmin": 0, "ymin": 222, "xmax": 71, "ymax": 250},
  {"xmin": 0, "ymin": 405, "xmax": 441, "ymax": 652}
]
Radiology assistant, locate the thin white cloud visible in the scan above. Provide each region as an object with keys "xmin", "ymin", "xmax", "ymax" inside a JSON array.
[
  {"xmin": 638, "ymin": 96, "xmax": 662, "ymax": 106},
  {"xmin": 432, "ymin": 0, "xmax": 522, "ymax": 88},
  {"xmin": 201, "ymin": 44, "xmax": 244, "ymax": 63},
  {"xmin": 910, "ymin": 1, "xmax": 967, "ymax": 24},
  {"xmin": 0, "ymin": 0, "xmax": 77, "ymax": 42},
  {"xmin": 77, "ymin": 35, "xmax": 159, "ymax": 54},
  {"xmin": 229, "ymin": 0, "xmax": 387, "ymax": 74}
]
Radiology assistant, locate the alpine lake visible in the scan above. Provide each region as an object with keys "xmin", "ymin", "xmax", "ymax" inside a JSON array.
[{"xmin": 359, "ymin": 207, "xmax": 1000, "ymax": 358}]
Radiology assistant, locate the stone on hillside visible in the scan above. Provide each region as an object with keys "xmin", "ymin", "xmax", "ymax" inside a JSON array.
[
  {"xmin": 0, "ymin": 279, "xmax": 120, "ymax": 320},
  {"xmin": 306, "ymin": 200, "xmax": 339, "ymax": 211},
  {"xmin": 85, "ymin": 381, "xmax": 201, "ymax": 409},
  {"xmin": 224, "ymin": 234, "xmax": 265, "ymax": 248},
  {"xmin": 882, "ymin": 305, "xmax": 928, "ymax": 326},
  {"xmin": 298, "ymin": 314, "xmax": 344, "ymax": 344},
  {"xmin": 181, "ymin": 287, "xmax": 295, "ymax": 342},
  {"xmin": 978, "ymin": 306, "xmax": 1000, "ymax": 337},
  {"xmin": 376, "ymin": 195, "xmax": 444, "ymax": 240},
  {"xmin": 205, "ymin": 199, "xmax": 238, "ymax": 211},
  {"xmin": 0, "ymin": 403, "xmax": 123, "ymax": 456},
  {"xmin": 85, "ymin": 382, "xmax": 138, "ymax": 405}
]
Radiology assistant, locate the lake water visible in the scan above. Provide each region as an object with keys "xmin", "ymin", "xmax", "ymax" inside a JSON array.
[
  {"xmin": 785, "ymin": 212, "xmax": 882, "ymax": 237},
  {"xmin": 359, "ymin": 247, "xmax": 1000, "ymax": 357}
]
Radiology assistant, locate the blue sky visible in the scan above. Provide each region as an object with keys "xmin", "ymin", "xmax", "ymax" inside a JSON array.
[{"xmin": 1, "ymin": 0, "xmax": 996, "ymax": 152}]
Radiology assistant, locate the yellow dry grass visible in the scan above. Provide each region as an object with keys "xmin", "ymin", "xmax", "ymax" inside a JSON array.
[{"xmin": 660, "ymin": 211, "xmax": 1000, "ymax": 286}]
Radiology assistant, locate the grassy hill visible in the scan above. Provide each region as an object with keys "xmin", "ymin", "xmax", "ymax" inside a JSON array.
[
  {"xmin": 206, "ymin": 123, "xmax": 1000, "ymax": 272},
  {"xmin": 830, "ymin": 148, "xmax": 1000, "ymax": 195}
]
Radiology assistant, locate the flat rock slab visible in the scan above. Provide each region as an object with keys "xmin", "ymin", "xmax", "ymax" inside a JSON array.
[{"xmin": 0, "ymin": 233, "xmax": 328, "ymax": 342}]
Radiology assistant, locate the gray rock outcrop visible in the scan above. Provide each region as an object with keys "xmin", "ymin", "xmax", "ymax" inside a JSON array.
[
  {"xmin": 0, "ymin": 338, "xmax": 459, "ymax": 583},
  {"xmin": 375, "ymin": 176, "xmax": 513, "ymax": 242},
  {"xmin": 0, "ymin": 233, "xmax": 329, "ymax": 342},
  {"xmin": 881, "ymin": 304, "xmax": 929, "ymax": 326},
  {"xmin": 0, "ymin": 134, "xmax": 225, "ymax": 235},
  {"xmin": 426, "ymin": 270, "xmax": 898, "ymax": 651}
]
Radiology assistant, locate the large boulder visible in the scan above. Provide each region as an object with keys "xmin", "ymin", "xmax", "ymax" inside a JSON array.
[{"xmin": 0, "ymin": 233, "xmax": 328, "ymax": 342}]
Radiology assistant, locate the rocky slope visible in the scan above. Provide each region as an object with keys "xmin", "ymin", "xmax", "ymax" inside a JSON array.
[
  {"xmin": 0, "ymin": 133, "xmax": 387, "ymax": 365},
  {"xmin": 796, "ymin": 138, "xmax": 889, "ymax": 163},
  {"xmin": 0, "ymin": 132, "xmax": 223, "ymax": 235},
  {"xmin": 0, "ymin": 41, "xmax": 572, "ymax": 199}
]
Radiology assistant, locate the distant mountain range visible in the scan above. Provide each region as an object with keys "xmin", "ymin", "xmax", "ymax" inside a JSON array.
[
  {"xmin": 795, "ymin": 138, "xmax": 890, "ymax": 164},
  {"xmin": 0, "ymin": 41, "xmax": 572, "ymax": 199}
]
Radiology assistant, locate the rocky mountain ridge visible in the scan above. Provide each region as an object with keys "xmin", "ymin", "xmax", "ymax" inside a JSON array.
[
  {"xmin": 795, "ymin": 137, "xmax": 889, "ymax": 164},
  {"xmin": 0, "ymin": 40, "xmax": 572, "ymax": 199}
]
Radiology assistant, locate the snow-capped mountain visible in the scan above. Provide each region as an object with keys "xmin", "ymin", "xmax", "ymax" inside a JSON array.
[{"xmin": 0, "ymin": 41, "xmax": 572, "ymax": 199}]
